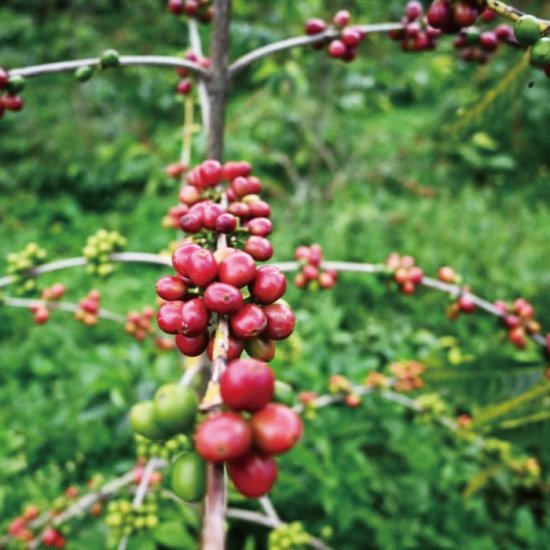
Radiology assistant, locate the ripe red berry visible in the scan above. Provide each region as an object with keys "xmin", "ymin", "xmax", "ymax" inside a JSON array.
[
  {"xmin": 179, "ymin": 185, "xmax": 202, "ymax": 205},
  {"xmin": 328, "ymin": 39, "xmax": 347, "ymax": 58},
  {"xmin": 457, "ymin": 295, "xmax": 476, "ymax": 314},
  {"xmin": 2, "ymin": 94, "xmax": 23, "ymax": 111},
  {"xmin": 249, "ymin": 266, "xmax": 287, "ymax": 304},
  {"xmin": 405, "ymin": 1, "xmax": 423, "ymax": 21},
  {"xmin": 204, "ymin": 282, "xmax": 244, "ymax": 314},
  {"xmin": 215, "ymin": 212, "xmax": 237, "ymax": 233},
  {"xmin": 427, "ymin": 0, "xmax": 452, "ymax": 29},
  {"xmin": 184, "ymin": 0, "xmax": 200, "ymax": 16},
  {"xmin": 248, "ymin": 200, "xmax": 271, "ymax": 218},
  {"xmin": 34, "ymin": 307, "xmax": 50, "ymax": 324},
  {"xmin": 230, "ymin": 304, "xmax": 267, "ymax": 339},
  {"xmin": 228, "ymin": 452, "xmax": 278, "ymax": 498},
  {"xmin": 341, "ymin": 27, "xmax": 363, "ymax": 47},
  {"xmin": 176, "ymin": 79, "xmax": 193, "ymax": 95},
  {"xmin": 219, "ymin": 250, "xmax": 257, "ymax": 287},
  {"xmin": 318, "ymin": 271, "xmax": 336, "ymax": 289},
  {"xmin": 172, "ymin": 243, "xmax": 201, "ymax": 277},
  {"xmin": 181, "ymin": 297, "xmax": 210, "ymax": 336},
  {"xmin": 207, "ymin": 333, "xmax": 244, "ymax": 361},
  {"xmin": 479, "ymin": 31, "xmax": 498, "ymax": 51},
  {"xmin": 481, "ymin": 8, "xmax": 498, "ymax": 22},
  {"xmin": 156, "ymin": 275, "xmax": 187, "ymax": 301},
  {"xmin": 195, "ymin": 412, "xmax": 252, "ymax": 462},
  {"xmin": 228, "ymin": 201, "xmax": 250, "ymax": 218},
  {"xmin": 168, "ymin": 0, "xmax": 184, "ymax": 15},
  {"xmin": 305, "ymin": 18, "xmax": 327, "ymax": 35},
  {"xmin": 223, "ymin": 161, "xmax": 252, "ymax": 180},
  {"xmin": 198, "ymin": 159, "xmax": 223, "ymax": 187},
  {"xmin": 250, "ymin": 403, "xmax": 303, "ymax": 454},
  {"xmin": 42, "ymin": 528, "xmax": 61, "ymax": 547},
  {"xmin": 244, "ymin": 236, "xmax": 273, "ymax": 261},
  {"xmin": 187, "ymin": 248, "xmax": 218, "ymax": 287},
  {"xmin": 202, "ymin": 203, "xmax": 226, "ymax": 230},
  {"xmin": 453, "ymin": 1, "xmax": 478, "ymax": 28},
  {"xmin": 157, "ymin": 301, "xmax": 184, "ymax": 334},
  {"xmin": 220, "ymin": 358, "xmax": 274, "ymax": 411},
  {"xmin": 333, "ymin": 9, "xmax": 351, "ymax": 27},
  {"xmin": 175, "ymin": 331, "xmax": 208, "ymax": 356},
  {"xmin": 0, "ymin": 67, "xmax": 8, "ymax": 89},
  {"xmin": 247, "ymin": 217, "xmax": 272, "ymax": 237},
  {"xmin": 263, "ymin": 303, "xmax": 296, "ymax": 340}
]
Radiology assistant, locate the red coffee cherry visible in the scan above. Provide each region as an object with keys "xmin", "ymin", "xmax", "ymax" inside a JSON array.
[
  {"xmin": 198, "ymin": 159, "xmax": 223, "ymax": 187},
  {"xmin": 202, "ymin": 203, "xmax": 226, "ymax": 230},
  {"xmin": 2, "ymin": 94, "xmax": 23, "ymax": 111},
  {"xmin": 181, "ymin": 297, "xmax": 211, "ymax": 336},
  {"xmin": 175, "ymin": 331, "xmax": 208, "ymax": 356},
  {"xmin": 244, "ymin": 236, "xmax": 273, "ymax": 261},
  {"xmin": 457, "ymin": 295, "xmax": 476, "ymax": 314},
  {"xmin": 305, "ymin": 18, "xmax": 327, "ymax": 35},
  {"xmin": 228, "ymin": 201, "xmax": 250, "ymax": 218},
  {"xmin": 156, "ymin": 275, "xmax": 187, "ymax": 301},
  {"xmin": 157, "ymin": 301, "xmax": 184, "ymax": 334},
  {"xmin": 195, "ymin": 412, "xmax": 252, "ymax": 462},
  {"xmin": 427, "ymin": 0, "xmax": 452, "ymax": 29},
  {"xmin": 179, "ymin": 213, "xmax": 202, "ymax": 233},
  {"xmin": 187, "ymin": 248, "xmax": 218, "ymax": 287},
  {"xmin": 207, "ymin": 333, "xmax": 244, "ymax": 361},
  {"xmin": 249, "ymin": 266, "xmax": 287, "ymax": 305},
  {"xmin": 341, "ymin": 27, "xmax": 362, "ymax": 47},
  {"xmin": 333, "ymin": 9, "xmax": 351, "ymax": 27},
  {"xmin": 204, "ymin": 282, "xmax": 244, "ymax": 314},
  {"xmin": 220, "ymin": 358, "xmax": 274, "ymax": 412},
  {"xmin": 179, "ymin": 185, "xmax": 202, "ymax": 205},
  {"xmin": 248, "ymin": 200, "xmax": 271, "ymax": 218},
  {"xmin": 215, "ymin": 212, "xmax": 237, "ymax": 233},
  {"xmin": 168, "ymin": 0, "xmax": 184, "ymax": 15},
  {"xmin": 453, "ymin": 1, "xmax": 478, "ymax": 28},
  {"xmin": 176, "ymin": 79, "xmax": 193, "ymax": 95},
  {"xmin": 219, "ymin": 250, "xmax": 257, "ymax": 287},
  {"xmin": 479, "ymin": 31, "xmax": 498, "ymax": 51},
  {"xmin": 228, "ymin": 452, "xmax": 278, "ymax": 498},
  {"xmin": 34, "ymin": 307, "xmax": 50, "ymax": 325},
  {"xmin": 247, "ymin": 217, "xmax": 273, "ymax": 237},
  {"xmin": 230, "ymin": 304, "xmax": 267, "ymax": 339},
  {"xmin": 172, "ymin": 243, "xmax": 201, "ymax": 277},
  {"xmin": 250, "ymin": 403, "xmax": 303, "ymax": 454},
  {"xmin": 222, "ymin": 161, "xmax": 252, "ymax": 181},
  {"xmin": 263, "ymin": 303, "xmax": 296, "ymax": 340},
  {"xmin": 245, "ymin": 337, "xmax": 276, "ymax": 362},
  {"xmin": 0, "ymin": 67, "xmax": 8, "ymax": 89},
  {"xmin": 328, "ymin": 39, "xmax": 346, "ymax": 58},
  {"xmin": 405, "ymin": 1, "xmax": 423, "ymax": 21}
]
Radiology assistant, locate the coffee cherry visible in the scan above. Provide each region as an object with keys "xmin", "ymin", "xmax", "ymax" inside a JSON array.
[
  {"xmin": 230, "ymin": 304, "xmax": 267, "ymax": 339},
  {"xmin": 479, "ymin": 31, "xmax": 498, "ymax": 52},
  {"xmin": 244, "ymin": 236, "xmax": 273, "ymax": 261},
  {"xmin": 130, "ymin": 401, "xmax": 167, "ymax": 440},
  {"xmin": 215, "ymin": 212, "xmax": 237, "ymax": 233},
  {"xmin": 181, "ymin": 297, "xmax": 210, "ymax": 337},
  {"xmin": 172, "ymin": 243, "xmax": 201, "ymax": 277},
  {"xmin": 100, "ymin": 49, "xmax": 120, "ymax": 68},
  {"xmin": 514, "ymin": 15, "xmax": 541, "ymax": 46},
  {"xmin": 251, "ymin": 403, "xmax": 303, "ymax": 454},
  {"xmin": 202, "ymin": 203, "xmax": 226, "ymax": 230},
  {"xmin": 204, "ymin": 282, "xmax": 243, "ymax": 314},
  {"xmin": 168, "ymin": 0, "xmax": 184, "ymax": 15},
  {"xmin": 453, "ymin": 1, "xmax": 478, "ymax": 28},
  {"xmin": 341, "ymin": 27, "xmax": 362, "ymax": 47},
  {"xmin": 219, "ymin": 250, "xmax": 257, "ymax": 287},
  {"xmin": 153, "ymin": 383, "xmax": 198, "ymax": 434},
  {"xmin": 175, "ymin": 332, "xmax": 208, "ymax": 356},
  {"xmin": 457, "ymin": 295, "xmax": 476, "ymax": 314},
  {"xmin": 220, "ymin": 358, "xmax": 274, "ymax": 411},
  {"xmin": 328, "ymin": 39, "xmax": 346, "ymax": 58},
  {"xmin": 198, "ymin": 159, "xmax": 223, "ymax": 187},
  {"xmin": 249, "ymin": 266, "xmax": 287, "ymax": 305},
  {"xmin": 427, "ymin": 0, "xmax": 452, "ymax": 29},
  {"xmin": 171, "ymin": 452, "xmax": 206, "ymax": 502},
  {"xmin": 223, "ymin": 160, "xmax": 252, "ymax": 180},
  {"xmin": 305, "ymin": 18, "xmax": 327, "ymax": 37},
  {"xmin": 156, "ymin": 276, "xmax": 187, "ymax": 301},
  {"xmin": 2, "ymin": 94, "xmax": 23, "ymax": 111},
  {"xmin": 187, "ymin": 248, "xmax": 218, "ymax": 287},
  {"xmin": 157, "ymin": 301, "xmax": 184, "ymax": 334},
  {"xmin": 405, "ymin": 1, "xmax": 423, "ymax": 22},
  {"xmin": 34, "ymin": 307, "xmax": 50, "ymax": 324},
  {"xmin": 333, "ymin": 9, "xmax": 351, "ymax": 28},
  {"xmin": 245, "ymin": 336, "xmax": 276, "ymax": 362},
  {"xmin": 176, "ymin": 79, "xmax": 193, "ymax": 95},
  {"xmin": 195, "ymin": 412, "xmax": 252, "ymax": 462},
  {"xmin": 0, "ymin": 67, "xmax": 8, "ymax": 88},
  {"xmin": 247, "ymin": 217, "xmax": 272, "ymax": 237},
  {"xmin": 263, "ymin": 303, "xmax": 296, "ymax": 340},
  {"xmin": 228, "ymin": 452, "xmax": 278, "ymax": 498},
  {"xmin": 481, "ymin": 8, "xmax": 497, "ymax": 23},
  {"xmin": 207, "ymin": 332, "xmax": 244, "ymax": 361},
  {"xmin": 531, "ymin": 37, "xmax": 550, "ymax": 67}
]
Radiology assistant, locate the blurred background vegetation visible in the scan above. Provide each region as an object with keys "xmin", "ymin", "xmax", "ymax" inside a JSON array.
[{"xmin": 0, "ymin": 1, "xmax": 549, "ymax": 548}]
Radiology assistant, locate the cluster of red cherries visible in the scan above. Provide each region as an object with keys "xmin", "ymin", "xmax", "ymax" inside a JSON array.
[
  {"xmin": 74, "ymin": 290, "xmax": 101, "ymax": 325},
  {"xmin": 385, "ymin": 252, "xmax": 424, "ymax": 294},
  {"xmin": 294, "ymin": 244, "xmax": 338, "ymax": 290},
  {"xmin": 167, "ymin": 0, "xmax": 213, "ymax": 23},
  {"xmin": 305, "ymin": 10, "xmax": 367, "ymax": 63},
  {"xmin": 196, "ymin": 358, "xmax": 303, "ymax": 497},
  {"xmin": 494, "ymin": 298, "xmax": 542, "ymax": 350},
  {"xmin": 125, "ymin": 307, "xmax": 155, "ymax": 342},
  {"xmin": 0, "ymin": 67, "xmax": 24, "ymax": 119},
  {"xmin": 29, "ymin": 283, "xmax": 66, "ymax": 325},
  {"xmin": 175, "ymin": 51, "xmax": 211, "ymax": 97}
]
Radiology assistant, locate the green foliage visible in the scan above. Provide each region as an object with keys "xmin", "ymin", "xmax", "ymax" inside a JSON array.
[{"xmin": 1, "ymin": 1, "xmax": 549, "ymax": 549}]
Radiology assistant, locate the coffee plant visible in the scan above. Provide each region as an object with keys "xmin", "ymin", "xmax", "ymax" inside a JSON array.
[{"xmin": 1, "ymin": 1, "xmax": 549, "ymax": 549}]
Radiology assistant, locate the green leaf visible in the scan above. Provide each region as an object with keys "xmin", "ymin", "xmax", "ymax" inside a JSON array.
[{"xmin": 153, "ymin": 521, "xmax": 197, "ymax": 549}]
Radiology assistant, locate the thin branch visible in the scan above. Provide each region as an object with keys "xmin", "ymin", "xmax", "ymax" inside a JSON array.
[
  {"xmin": 1, "ymin": 296, "xmax": 126, "ymax": 323},
  {"xmin": 189, "ymin": 18, "xmax": 211, "ymax": 130},
  {"xmin": 229, "ymin": 23, "xmax": 402, "ymax": 76},
  {"xmin": 259, "ymin": 496, "xmax": 280, "ymax": 525},
  {"xmin": 8, "ymin": 55, "xmax": 209, "ymax": 80},
  {"xmin": 0, "ymin": 252, "xmax": 172, "ymax": 289}
]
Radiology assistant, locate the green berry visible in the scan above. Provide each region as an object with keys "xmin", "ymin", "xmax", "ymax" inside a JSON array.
[
  {"xmin": 129, "ymin": 401, "xmax": 167, "ymax": 440},
  {"xmin": 530, "ymin": 37, "xmax": 550, "ymax": 67},
  {"xmin": 7, "ymin": 75, "xmax": 25, "ymax": 94},
  {"xmin": 153, "ymin": 384, "xmax": 198, "ymax": 435},
  {"xmin": 514, "ymin": 15, "xmax": 541, "ymax": 46},
  {"xmin": 75, "ymin": 65, "xmax": 95, "ymax": 82},
  {"xmin": 100, "ymin": 49, "xmax": 120, "ymax": 68},
  {"xmin": 170, "ymin": 452, "xmax": 207, "ymax": 502}
]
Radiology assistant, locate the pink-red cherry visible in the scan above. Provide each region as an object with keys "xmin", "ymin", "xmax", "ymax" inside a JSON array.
[
  {"xmin": 175, "ymin": 331, "xmax": 208, "ymax": 356},
  {"xmin": 250, "ymin": 403, "xmax": 303, "ymax": 454},
  {"xmin": 181, "ymin": 297, "xmax": 211, "ymax": 336},
  {"xmin": 187, "ymin": 248, "xmax": 218, "ymax": 287},
  {"xmin": 263, "ymin": 303, "xmax": 296, "ymax": 340},
  {"xmin": 172, "ymin": 243, "xmax": 201, "ymax": 277},
  {"xmin": 228, "ymin": 452, "xmax": 278, "ymax": 498},
  {"xmin": 219, "ymin": 250, "xmax": 257, "ymax": 287},
  {"xmin": 156, "ymin": 276, "xmax": 188, "ymax": 301},
  {"xmin": 204, "ymin": 282, "xmax": 244, "ymax": 314},
  {"xmin": 244, "ymin": 236, "xmax": 273, "ymax": 261},
  {"xmin": 157, "ymin": 301, "xmax": 184, "ymax": 334},
  {"xmin": 230, "ymin": 304, "xmax": 267, "ymax": 340},
  {"xmin": 249, "ymin": 266, "xmax": 287, "ymax": 304},
  {"xmin": 247, "ymin": 217, "xmax": 272, "ymax": 237}
]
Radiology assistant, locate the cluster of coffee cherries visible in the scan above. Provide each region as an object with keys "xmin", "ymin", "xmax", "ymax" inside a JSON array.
[
  {"xmin": 134, "ymin": 432, "xmax": 189, "ymax": 461},
  {"xmin": 29, "ymin": 283, "xmax": 66, "ymax": 324},
  {"xmin": 327, "ymin": 374, "xmax": 361, "ymax": 407},
  {"xmin": 167, "ymin": 0, "xmax": 213, "ymax": 23},
  {"xmin": 0, "ymin": 68, "xmax": 25, "ymax": 119},
  {"xmin": 196, "ymin": 358, "xmax": 303, "ymax": 497},
  {"xmin": 74, "ymin": 290, "xmax": 101, "ymax": 325},
  {"xmin": 125, "ymin": 307, "xmax": 155, "ymax": 342},
  {"xmin": 494, "ymin": 298, "xmax": 541, "ymax": 350},
  {"xmin": 7, "ymin": 505, "xmax": 40, "ymax": 545},
  {"xmin": 427, "ymin": 1, "xmax": 497, "ymax": 35},
  {"xmin": 294, "ymin": 244, "xmax": 338, "ymax": 290},
  {"xmin": 388, "ymin": 1, "xmax": 442, "ymax": 53},
  {"xmin": 6, "ymin": 242, "xmax": 47, "ymax": 295},
  {"xmin": 390, "ymin": 360, "xmax": 426, "ymax": 392},
  {"xmin": 305, "ymin": 10, "xmax": 366, "ymax": 63},
  {"xmin": 513, "ymin": 15, "xmax": 550, "ymax": 78},
  {"xmin": 385, "ymin": 253, "xmax": 424, "ymax": 294},
  {"xmin": 105, "ymin": 494, "xmax": 159, "ymax": 540},
  {"xmin": 82, "ymin": 229, "xmax": 127, "ymax": 277},
  {"xmin": 268, "ymin": 521, "xmax": 311, "ymax": 550},
  {"xmin": 72, "ymin": 49, "xmax": 123, "ymax": 84},
  {"xmin": 175, "ymin": 51, "xmax": 211, "ymax": 97}
]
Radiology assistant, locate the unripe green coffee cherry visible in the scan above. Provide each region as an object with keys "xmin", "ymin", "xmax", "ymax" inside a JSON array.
[
  {"xmin": 75, "ymin": 65, "xmax": 95, "ymax": 82},
  {"xmin": 514, "ymin": 15, "xmax": 541, "ymax": 46},
  {"xmin": 530, "ymin": 37, "xmax": 550, "ymax": 67},
  {"xmin": 274, "ymin": 380, "xmax": 294, "ymax": 405},
  {"xmin": 7, "ymin": 75, "xmax": 25, "ymax": 94},
  {"xmin": 170, "ymin": 452, "xmax": 207, "ymax": 502},
  {"xmin": 129, "ymin": 401, "xmax": 167, "ymax": 440},
  {"xmin": 153, "ymin": 384, "xmax": 198, "ymax": 435},
  {"xmin": 100, "ymin": 49, "xmax": 120, "ymax": 68}
]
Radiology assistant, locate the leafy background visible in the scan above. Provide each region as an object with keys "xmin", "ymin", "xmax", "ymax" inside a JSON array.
[{"xmin": 0, "ymin": 1, "xmax": 549, "ymax": 548}]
